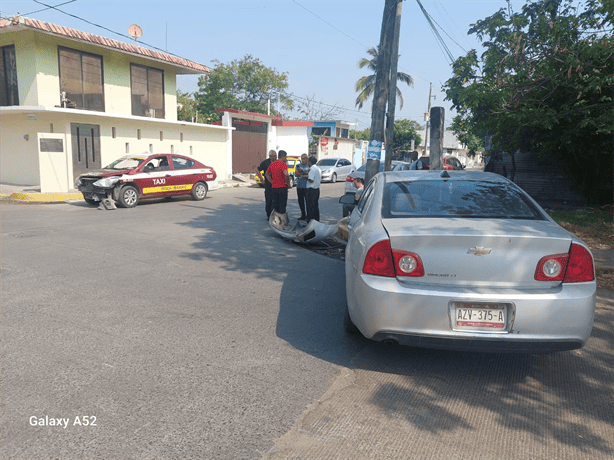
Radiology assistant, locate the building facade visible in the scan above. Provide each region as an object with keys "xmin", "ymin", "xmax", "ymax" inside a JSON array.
[{"xmin": 0, "ymin": 16, "xmax": 232, "ymax": 192}]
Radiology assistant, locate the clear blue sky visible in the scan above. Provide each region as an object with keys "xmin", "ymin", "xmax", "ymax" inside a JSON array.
[{"xmin": 2, "ymin": 1, "xmax": 543, "ymax": 130}]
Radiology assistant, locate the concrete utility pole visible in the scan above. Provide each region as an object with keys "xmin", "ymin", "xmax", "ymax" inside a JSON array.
[
  {"xmin": 365, "ymin": 0, "xmax": 400, "ymax": 185},
  {"xmin": 384, "ymin": 0, "xmax": 403, "ymax": 172},
  {"xmin": 423, "ymin": 82, "xmax": 433, "ymax": 157},
  {"xmin": 429, "ymin": 106, "xmax": 445, "ymax": 170}
]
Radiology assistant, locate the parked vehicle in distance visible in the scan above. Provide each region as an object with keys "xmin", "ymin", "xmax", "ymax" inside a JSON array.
[
  {"xmin": 344, "ymin": 160, "xmax": 411, "ymax": 194},
  {"xmin": 344, "ymin": 170, "xmax": 596, "ymax": 353},
  {"xmin": 317, "ymin": 158, "xmax": 356, "ymax": 183},
  {"xmin": 255, "ymin": 156, "xmax": 301, "ymax": 188},
  {"xmin": 410, "ymin": 156, "xmax": 465, "ymax": 170},
  {"xmin": 76, "ymin": 153, "xmax": 217, "ymax": 208}
]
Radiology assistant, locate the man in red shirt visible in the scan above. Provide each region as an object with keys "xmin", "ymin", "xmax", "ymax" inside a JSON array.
[
  {"xmin": 265, "ymin": 150, "xmax": 291, "ymax": 215},
  {"xmin": 266, "ymin": 150, "xmax": 290, "ymax": 214}
]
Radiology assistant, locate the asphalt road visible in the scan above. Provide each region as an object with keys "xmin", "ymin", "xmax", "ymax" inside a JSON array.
[{"xmin": 1, "ymin": 182, "xmax": 612, "ymax": 460}]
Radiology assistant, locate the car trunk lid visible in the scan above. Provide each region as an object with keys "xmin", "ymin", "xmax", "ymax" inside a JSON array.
[{"xmin": 382, "ymin": 217, "xmax": 572, "ymax": 288}]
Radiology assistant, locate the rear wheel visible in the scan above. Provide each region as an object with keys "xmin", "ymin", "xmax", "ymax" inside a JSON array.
[
  {"xmin": 344, "ymin": 304, "xmax": 361, "ymax": 335},
  {"xmin": 331, "ymin": 173, "xmax": 337, "ymax": 183},
  {"xmin": 192, "ymin": 182, "xmax": 207, "ymax": 200},
  {"xmin": 118, "ymin": 185, "xmax": 139, "ymax": 208}
]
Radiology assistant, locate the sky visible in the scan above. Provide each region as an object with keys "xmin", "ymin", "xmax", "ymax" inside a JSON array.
[{"xmin": 2, "ymin": 0, "xmax": 546, "ymax": 130}]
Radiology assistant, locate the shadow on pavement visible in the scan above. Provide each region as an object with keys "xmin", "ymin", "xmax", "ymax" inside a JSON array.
[{"xmin": 177, "ymin": 190, "xmax": 613, "ymax": 455}]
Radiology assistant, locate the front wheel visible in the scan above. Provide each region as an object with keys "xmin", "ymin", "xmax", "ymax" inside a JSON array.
[
  {"xmin": 83, "ymin": 196, "xmax": 98, "ymax": 206},
  {"xmin": 192, "ymin": 182, "xmax": 207, "ymax": 200},
  {"xmin": 331, "ymin": 173, "xmax": 337, "ymax": 183},
  {"xmin": 289, "ymin": 176, "xmax": 296, "ymax": 188},
  {"xmin": 118, "ymin": 185, "xmax": 139, "ymax": 208}
]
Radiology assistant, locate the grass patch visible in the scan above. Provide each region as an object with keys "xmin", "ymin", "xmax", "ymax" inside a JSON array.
[{"xmin": 547, "ymin": 205, "xmax": 613, "ymax": 251}]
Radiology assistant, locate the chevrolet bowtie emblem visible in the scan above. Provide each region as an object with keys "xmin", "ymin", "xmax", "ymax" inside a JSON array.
[{"xmin": 468, "ymin": 247, "xmax": 492, "ymax": 256}]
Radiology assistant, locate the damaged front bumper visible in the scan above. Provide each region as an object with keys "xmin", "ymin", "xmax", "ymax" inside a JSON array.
[{"xmin": 269, "ymin": 211, "xmax": 339, "ymax": 244}]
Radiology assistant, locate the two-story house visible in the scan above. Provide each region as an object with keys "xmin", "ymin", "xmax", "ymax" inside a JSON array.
[{"xmin": 0, "ymin": 16, "xmax": 232, "ymax": 192}]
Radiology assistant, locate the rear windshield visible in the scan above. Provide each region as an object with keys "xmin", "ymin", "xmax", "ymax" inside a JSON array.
[{"xmin": 382, "ymin": 180, "xmax": 545, "ymax": 219}]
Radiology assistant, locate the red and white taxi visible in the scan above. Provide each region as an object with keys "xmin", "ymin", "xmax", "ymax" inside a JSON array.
[{"xmin": 76, "ymin": 153, "xmax": 218, "ymax": 208}]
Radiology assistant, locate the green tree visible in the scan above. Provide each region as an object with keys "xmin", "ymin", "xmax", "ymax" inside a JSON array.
[
  {"xmin": 195, "ymin": 55, "xmax": 294, "ymax": 122},
  {"xmin": 444, "ymin": 0, "xmax": 613, "ymax": 203},
  {"xmin": 392, "ymin": 119, "xmax": 422, "ymax": 150},
  {"xmin": 177, "ymin": 91, "xmax": 198, "ymax": 122},
  {"xmin": 355, "ymin": 47, "xmax": 414, "ymax": 109},
  {"xmin": 349, "ymin": 128, "xmax": 372, "ymax": 140}
]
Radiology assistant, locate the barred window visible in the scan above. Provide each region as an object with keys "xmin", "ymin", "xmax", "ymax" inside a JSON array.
[
  {"xmin": 59, "ymin": 47, "xmax": 104, "ymax": 111},
  {"xmin": 131, "ymin": 64, "xmax": 164, "ymax": 118},
  {"xmin": 0, "ymin": 45, "xmax": 19, "ymax": 106}
]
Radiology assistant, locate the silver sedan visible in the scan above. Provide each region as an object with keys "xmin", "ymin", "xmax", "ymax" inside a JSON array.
[{"xmin": 344, "ymin": 170, "xmax": 596, "ymax": 352}]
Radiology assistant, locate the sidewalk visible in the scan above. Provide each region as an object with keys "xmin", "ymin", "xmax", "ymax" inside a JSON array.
[{"xmin": 0, "ymin": 177, "xmax": 255, "ymax": 203}]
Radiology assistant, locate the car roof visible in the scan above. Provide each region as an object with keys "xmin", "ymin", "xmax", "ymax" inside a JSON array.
[{"xmin": 383, "ymin": 170, "xmax": 510, "ymax": 184}]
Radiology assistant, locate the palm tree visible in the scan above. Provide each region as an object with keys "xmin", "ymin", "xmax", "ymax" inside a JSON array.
[{"xmin": 355, "ymin": 46, "xmax": 414, "ymax": 110}]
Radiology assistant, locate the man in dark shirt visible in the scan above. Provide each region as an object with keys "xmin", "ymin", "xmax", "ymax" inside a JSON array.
[
  {"xmin": 265, "ymin": 150, "xmax": 291, "ymax": 215},
  {"xmin": 256, "ymin": 150, "xmax": 277, "ymax": 219}
]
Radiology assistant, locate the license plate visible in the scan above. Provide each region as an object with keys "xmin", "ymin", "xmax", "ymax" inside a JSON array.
[{"xmin": 454, "ymin": 302, "xmax": 507, "ymax": 330}]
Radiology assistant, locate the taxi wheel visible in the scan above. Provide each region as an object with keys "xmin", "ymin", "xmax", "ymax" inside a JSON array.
[
  {"xmin": 192, "ymin": 182, "xmax": 208, "ymax": 201},
  {"xmin": 290, "ymin": 176, "xmax": 295, "ymax": 188},
  {"xmin": 331, "ymin": 173, "xmax": 337, "ymax": 183},
  {"xmin": 118, "ymin": 185, "xmax": 139, "ymax": 208}
]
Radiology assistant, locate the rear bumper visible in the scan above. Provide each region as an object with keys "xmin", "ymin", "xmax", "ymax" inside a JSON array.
[
  {"xmin": 370, "ymin": 332, "xmax": 583, "ymax": 353},
  {"xmin": 347, "ymin": 273, "xmax": 596, "ymax": 352}
]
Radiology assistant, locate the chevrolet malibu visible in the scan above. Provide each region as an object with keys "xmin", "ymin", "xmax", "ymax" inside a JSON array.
[
  {"xmin": 76, "ymin": 153, "xmax": 218, "ymax": 208},
  {"xmin": 344, "ymin": 170, "xmax": 596, "ymax": 352}
]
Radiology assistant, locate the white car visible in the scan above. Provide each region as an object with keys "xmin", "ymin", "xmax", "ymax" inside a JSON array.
[
  {"xmin": 317, "ymin": 158, "xmax": 356, "ymax": 183},
  {"xmin": 344, "ymin": 160, "xmax": 411, "ymax": 193},
  {"xmin": 345, "ymin": 170, "xmax": 596, "ymax": 352}
]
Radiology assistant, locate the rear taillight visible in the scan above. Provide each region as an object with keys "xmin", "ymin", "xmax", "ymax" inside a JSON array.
[
  {"xmin": 535, "ymin": 244, "xmax": 594, "ymax": 283},
  {"xmin": 563, "ymin": 244, "xmax": 594, "ymax": 283},
  {"xmin": 393, "ymin": 250, "xmax": 425, "ymax": 277},
  {"xmin": 363, "ymin": 240, "xmax": 424, "ymax": 278},
  {"xmin": 363, "ymin": 240, "xmax": 395, "ymax": 277},
  {"xmin": 346, "ymin": 176, "xmax": 354, "ymax": 183}
]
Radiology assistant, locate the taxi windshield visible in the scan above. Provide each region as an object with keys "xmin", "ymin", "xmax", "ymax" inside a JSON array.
[{"xmin": 105, "ymin": 157, "xmax": 146, "ymax": 170}]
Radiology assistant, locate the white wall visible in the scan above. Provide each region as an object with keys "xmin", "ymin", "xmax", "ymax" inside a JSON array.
[
  {"xmin": 275, "ymin": 126, "xmax": 309, "ymax": 157},
  {"xmin": 0, "ymin": 108, "xmax": 231, "ymax": 191}
]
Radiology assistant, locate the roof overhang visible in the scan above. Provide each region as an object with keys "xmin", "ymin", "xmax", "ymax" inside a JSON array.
[
  {"xmin": 0, "ymin": 106, "xmax": 232, "ymax": 130},
  {"xmin": 0, "ymin": 17, "xmax": 209, "ymax": 75}
]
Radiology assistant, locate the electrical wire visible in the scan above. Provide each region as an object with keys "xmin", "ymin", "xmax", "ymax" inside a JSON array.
[{"xmin": 23, "ymin": 0, "xmax": 77, "ymax": 16}]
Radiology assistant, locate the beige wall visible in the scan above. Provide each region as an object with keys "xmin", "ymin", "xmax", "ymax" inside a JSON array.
[
  {"xmin": 315, "ymin": 137, "xmax": 356, "ymax": 163},
  {"xmin": 1, "ymin": 110, "xmax": 230, "ymax": 191},
  {"xmin": 0, "ymin": 113, "xmax": 41, "ymax": 185},
  {"xmin": 0, "ymin": 30, "xmax": 178, "ymax": 119}
]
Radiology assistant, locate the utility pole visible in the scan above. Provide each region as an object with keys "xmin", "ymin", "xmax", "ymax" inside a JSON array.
[
  {"xmin": 423, "ymin": 82, "xmax": 433, "ymax": 157},
  {"xmin": 384, "ymin": 0, "xmax": 403, "ymax": 172},
  {"xmin": 365, "ymin": 0, "xmax": 399, "ymax": 184}
]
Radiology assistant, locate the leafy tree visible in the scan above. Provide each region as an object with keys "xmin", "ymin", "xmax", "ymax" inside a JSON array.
[
  {"xmin": 444, "ymin": 0, "xmax": 613, "ymax": 203},
  {"xmin": 177, "ymin": 91, "xmax": 198, "ymax": 122},
  {"xmin": 392, "ymin": 119, "xmax": 422, "ymax": 150},
  {"xmin": 195, "ymin": 55, "xmax": 294, "ymax": 121},
  {"xmin": 355, "ymin": 46, "xmax": 414, "ymax": 109},
  {"xmin": 349, "ymin": 128, "xmax": 371, "ymax": 140}
]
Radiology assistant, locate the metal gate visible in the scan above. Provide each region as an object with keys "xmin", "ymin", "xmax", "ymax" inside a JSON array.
[
  {"xmin": 71, "ymin": 123, "xmax": 101, "ymax": 178},
  {"xmin": 231, "ymin": 120, "xmax": 267, "ymax": 174}
]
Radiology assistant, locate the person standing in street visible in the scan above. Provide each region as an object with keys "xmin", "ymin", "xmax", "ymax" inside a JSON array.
[
  {"xmin": 294, "ymin": 154, "xmax": 310, "ymax": 220},
  {"xmin": 265, "ymin": 149, "xmax": 291, "ymax": 215},
  {"xmin": 306, "ymin": 156, "xmax": 321, "ymax": 222},
  {"xmin": 256, "ymin": 150, "xmax": 277, "ymax": 219},
  {"xmin": 343, "ymin": 177, "xmax": 364, "ymax": 217}
]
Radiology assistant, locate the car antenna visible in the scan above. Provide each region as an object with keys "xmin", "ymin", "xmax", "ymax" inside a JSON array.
[{"xmin": 440, "ymin": 170, "xmax": 450, "ymax": 179}]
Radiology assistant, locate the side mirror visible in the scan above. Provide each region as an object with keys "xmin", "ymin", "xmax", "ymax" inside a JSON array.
[{"xmin": 339, "ymin": 193, "xmax": 355, "ymax": 204}]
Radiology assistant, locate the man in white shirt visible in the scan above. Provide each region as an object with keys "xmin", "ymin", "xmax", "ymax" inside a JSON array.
[{"xmin": 306, "ymin": 156, "xmax": 321, "ymax": 222}]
